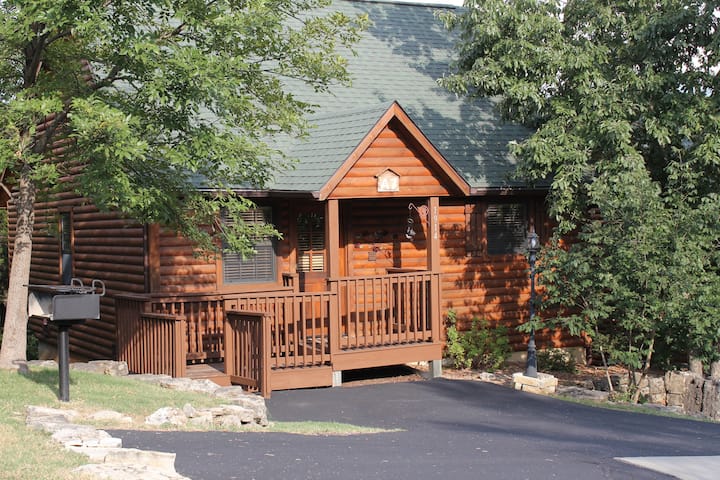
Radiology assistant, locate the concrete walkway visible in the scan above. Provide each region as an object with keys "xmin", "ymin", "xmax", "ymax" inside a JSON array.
[{"xmin": 616, "ymin": 456, "xmax": 720, "ymax": 480}]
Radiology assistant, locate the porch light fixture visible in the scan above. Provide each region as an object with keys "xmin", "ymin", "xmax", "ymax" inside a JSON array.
[
  {"xmin": 525, "ymin": 231, "xmax": 540, "ymax": 378},
  {"xmin": 405, "ymin": 203, "xmax": 429, "ymax": 241}
]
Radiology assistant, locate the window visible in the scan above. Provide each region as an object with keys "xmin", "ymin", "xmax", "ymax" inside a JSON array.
[
  {"xmin": 296, "ymin": 212, "xmax": 325, "ymax": 273},
  {"xmin": 465, "ymin": 202, "xmax": 528, "ymax": 256},
  {"xmin": 222, "ymin": 207, "xmax": 276, "ymax": 284},
  {"xmin": 486, "ymin": 203, "xmax": 527, "ymax": 255},
  {"xmin": 60, "ymin": 212, "xmax": 73, "ymax": 284}
]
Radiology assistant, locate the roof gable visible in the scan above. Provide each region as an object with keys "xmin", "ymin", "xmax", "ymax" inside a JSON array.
[
  {"xmin": 269, "ymin": 0, "xmax": 533, "ymax": 192},
  {"xmin": 319, "ymin": 102, "xmax": 469, "ymax": 200}
]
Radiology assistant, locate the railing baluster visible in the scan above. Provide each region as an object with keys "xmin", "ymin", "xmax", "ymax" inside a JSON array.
[{"xmin": 117, "ymin": 271, "xmax": 437, "ymax": 391}]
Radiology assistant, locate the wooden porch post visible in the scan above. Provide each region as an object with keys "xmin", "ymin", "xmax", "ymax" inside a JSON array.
[
  {"xmin": 326, "ymin": 199, "xmax": 341, "ymax": 279},
  {"xmin": 146, "ymin": 224, "xmax": 161, "ymax": 293},
  {"xmin": 427, "ymin": 196, "xmax": 442, "ymax": 378},
  {"xmin": 427, "ymin": 197, "xmax": 440, "ymax": 272},
  {"xmin": 326, "ymin": 199, "xmax": 342, "ymax": 384}
]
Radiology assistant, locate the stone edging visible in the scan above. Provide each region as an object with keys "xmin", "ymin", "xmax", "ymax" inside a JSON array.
[{"xmin": 24, "ymin": 360, "xmax": 269, "ymax": 480}]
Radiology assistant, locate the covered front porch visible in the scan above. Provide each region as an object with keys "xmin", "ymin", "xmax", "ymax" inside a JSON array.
[
  {"xmin": 116, "ymin": 196, "xmax": 445, "ymax": 397},
  {"xmin": 116, "ymin": 268, "xmax": 443, "ymax": 397},
  {"xmin": 115, "ymin": 102, "xmax": 465, "ymax": 396}
]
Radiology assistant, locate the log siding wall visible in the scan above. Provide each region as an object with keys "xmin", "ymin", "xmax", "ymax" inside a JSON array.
[
  {"xmin": 330, "ymin": 122, "xmax": 452, "ymax": 199},
  {"xmin": 15, "ymin": 196, "xmax": 146, "ymax": 360}
]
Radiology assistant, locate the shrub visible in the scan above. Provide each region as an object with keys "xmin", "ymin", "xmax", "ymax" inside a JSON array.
[
  {"xmin": 445, "ymin": 310, "xmax": 510, "ymax": 370},
  {"xmin": 537, "ymin": 348, "xmax": 577, "ymax": 373},
  {"xmin": 0, "ymin": 328, "xmax": 39, "ymax": 360}
]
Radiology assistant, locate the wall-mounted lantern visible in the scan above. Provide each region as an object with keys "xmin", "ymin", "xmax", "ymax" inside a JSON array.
[{"xmin": 405, "ymin": 203, "xmax": 429, "ymax": 241}]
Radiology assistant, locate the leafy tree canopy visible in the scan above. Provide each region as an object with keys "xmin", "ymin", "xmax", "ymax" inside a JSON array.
[
  {"xmin": 0, "ymin": 0, "xmax": 367, "ymax": 366},
  {"xmin": 441, "ymin": 0, "xmax": 720, "ymax": 378},
  {"xmin": 0, "ymin": 0, "xmax": 366, "ymax": 251}
]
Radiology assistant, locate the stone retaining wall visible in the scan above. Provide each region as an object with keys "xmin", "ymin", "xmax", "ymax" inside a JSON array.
[
  {"xmin": 593, "ymin": 370, "xmax": 720, "ymax": 421},
  {"xmin": 24, "ymin": 359, "xmax": 269, "ymax": 479}
]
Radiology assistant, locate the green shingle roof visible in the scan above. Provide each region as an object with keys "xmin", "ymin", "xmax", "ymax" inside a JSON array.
[
  {"xmin": 270, "ymin": 0, "xmax": 533, "ymax": 193},
  {"xmin": 271, "ymin": 103, "xmax": 395, "ymax": 192}
]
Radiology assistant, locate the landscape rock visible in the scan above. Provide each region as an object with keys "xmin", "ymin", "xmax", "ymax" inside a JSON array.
[
  {"xmin": 513, "ymin": 372, "xmax": 558, "ymax": 395},
  {"xmin": 27, "ymin": 359, "xmax": 59, "ymax": 369},
  {"xmin": 213, "ymin": 386, "xmax": 269, "ymax": 425},
  {"xmin": 158, "ymin": 377, "xmax": 196, "ymax": 391},
  {"xmin": 24, "ymin": 360, "xmax": 270, "ymax": 480},
  {"xmin": 179, "ymin": 378, "xmax": 221, "ymax": 394},
  {"xmin": 665, "ymin": 370, "xmax": 692, "ymax": 395},
  {"xmin": 701, "ymin": 378, "xmax": 720, "ymax": 421},
  {"xmin": 666, "ymin": 392, "xmax": 684, "ymax": 407},
  {"xmin": 683, "ymin": 374, "xmax": 705, "ymax": 414},
  {"xmin": 103, "ymin": 448, "xmax": 178, "ymax": 475},
  {"xmin": 75, "ymin": 463, "xmax": 189, "ymax": 480},
  {"xmin": 52, "ymin": 425, "xmax": 122, "ymax": 449},
  {"xmin": 26, "ymin": 404, "xmax": 187, "ymax": 480},
  {"xmin": 26, "ymin": 405, "xmax": 80, "ymax": 423},
  {"xmin": 145, "ymin": 407, "xmax": 188, "ymax": 427},
  {"xmin": 88, "ymin": 410, "xmax": 134, "ymax": 425},
  {"xmin": 593, "ymin": 374, "xmax": 625, "ymax": 392},
  {"xmin": 556, "ymin": 386, "xmax": 609, "ymax": 402},
  {"xmin": 70, "ymin": 360, "xmax": 129, "ymax": 376},
  {"xmin": 581, "ymin": 379, "xmax": 595, "ymax": 390},
  {"xmin": 146, "ymin": 403, "xmax": 261, "ymax": 429},
  {"xmin": 188, "ymin": 411, "xmax": 214, "ymax": 428},
  {"xmin": 476, "ymin": 372, "xmax": 497, "ymax": 382}
]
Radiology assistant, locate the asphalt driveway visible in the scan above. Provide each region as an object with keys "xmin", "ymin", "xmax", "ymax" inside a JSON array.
[{"xmin": 113, "ymin": 378, "xmax": 720, "ymax": 480}]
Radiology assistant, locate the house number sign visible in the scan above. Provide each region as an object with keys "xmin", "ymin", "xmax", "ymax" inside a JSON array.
[{"xmin": 376, "ymin": 169, "xmax": 400, "ymax": 192}]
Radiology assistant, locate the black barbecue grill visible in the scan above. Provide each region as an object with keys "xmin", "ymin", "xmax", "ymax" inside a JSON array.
[{"xmin": 27, "ymin": 279, "xmax": 105, "ymax": 401}]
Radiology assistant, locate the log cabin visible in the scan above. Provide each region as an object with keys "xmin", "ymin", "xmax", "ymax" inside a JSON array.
[{"xmin": 10, "ymin": 0, "xmax": 583, "ymax": 396}]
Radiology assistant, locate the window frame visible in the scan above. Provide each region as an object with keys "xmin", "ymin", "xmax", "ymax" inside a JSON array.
[
  {"xmin": 296, "ymin": 211, "xmax": 326, "ymax": 274},
  {"xmin": 465, "ymin": 200, "xmax": 531, "ymax": 257},
  {"xmin": 59, "ymin": 211, "xmax": 73, "ymax": 284},
  {"xmin": 221, "ymin": 207, "xmax": 277, "ymax": 285}
]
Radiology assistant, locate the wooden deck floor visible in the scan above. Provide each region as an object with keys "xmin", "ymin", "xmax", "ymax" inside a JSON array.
[{"xmin": 186, "ymin": 363, "xmax": 231, "ymax": 387}]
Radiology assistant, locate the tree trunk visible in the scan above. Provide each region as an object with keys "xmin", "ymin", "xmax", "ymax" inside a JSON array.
[
  {"xmin": 630, "ymin": 336, "xmax": 655, "ymax": 404},
  {"xmin": 0, "ymin": 170, "xmax": 36, "ymax": 369}
]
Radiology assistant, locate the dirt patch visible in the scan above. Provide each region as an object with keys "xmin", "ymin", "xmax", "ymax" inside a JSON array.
[
  {"xmin": 443, "ymin": 362, "xmax": 633, "ymax": 389},
  {"xmin": 341, "ymin": 365, "xmax": 425, "ymax": 387},
  {"xmin": 340, "ymin": 362, "xmax": 633, "ymax": 391}
]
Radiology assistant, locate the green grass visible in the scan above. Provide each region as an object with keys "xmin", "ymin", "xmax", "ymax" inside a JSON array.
[
  {"xmin": 0, "ymin": 367, "xmax": 229, "ymax": 480},
  {"xmin": 554, "ymin": 393, "xmax": 714, "ymax": 423},
  {"xmin": 256, "ymin": 421, "xmax": 400, "ymax": 435},
  {"xmin": 0, "ymin": 367, "xmax": 394, "ymax": 480}
]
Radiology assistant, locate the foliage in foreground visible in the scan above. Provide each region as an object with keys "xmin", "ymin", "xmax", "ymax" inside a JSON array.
[
  {"xmin": 0, "ymin": 0, "xmax": 368, "ymax": 366},
  {"xmin": 445, "ymin": 310, "xmax": 511, "ymax": 370},
  {"xmin": 441, "ymin": 0, "xmax": 720, "ymax": 399}
]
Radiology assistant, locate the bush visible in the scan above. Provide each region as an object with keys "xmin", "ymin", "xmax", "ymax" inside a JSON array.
[
  {"xmin": 0, "ymin": 328, "xmax": 39, "ymax": 360},
  {"xmin": 445, "ymin": 310, "xmax": 510, "ymax": 370},
  {"xmin": 537, "ymin": 348, "xmax": 577, "ymax": 373}
]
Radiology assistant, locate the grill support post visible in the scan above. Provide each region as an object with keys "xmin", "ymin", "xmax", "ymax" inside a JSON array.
[{"xmin": 57, "ymin": 324, "xmax": 71, "ymax": 402}]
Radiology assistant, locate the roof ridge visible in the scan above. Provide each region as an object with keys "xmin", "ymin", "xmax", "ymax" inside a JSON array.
[
  {"xmin": 346, "ymin": 0, "xmax": 458, "ymax": 10},
  {"xmin": 307, "ymin": 101, "xmax": 395, "ymax": 121}
]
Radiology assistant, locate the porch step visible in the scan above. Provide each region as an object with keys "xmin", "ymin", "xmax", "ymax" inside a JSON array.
[{"xmin": 186, "ymin": 363, "xmax": 232, "ymax": 387}]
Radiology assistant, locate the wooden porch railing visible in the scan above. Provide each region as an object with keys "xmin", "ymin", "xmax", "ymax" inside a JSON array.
[
  {"xmin": 224, "ymin": 310, "xmax": 271, "ymax": 397},
  {"xmin": 115, "ymin": 271, "xmax": 441, "ymax": 391},
  {"xmin": 116, "ymin": 295, "xmax": 187, "ymax": 377},
  {"xmin": 329, "ymin": 270, "xmax": 441, "ymax": 350},
  {"xmin": 148, "ymin": 294, "xmax": 226, "ymax": 363},
  {"xmin": 224, "ymin": 290, "xmax": 336, "ymax": 369}
]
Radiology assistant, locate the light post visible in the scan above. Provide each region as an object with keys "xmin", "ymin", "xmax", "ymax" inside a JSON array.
[{"xmin": 525, "ymin": 231, "xmax": 540, "ymax": 378}]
